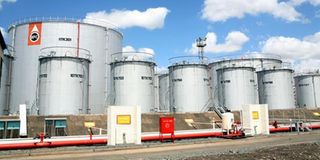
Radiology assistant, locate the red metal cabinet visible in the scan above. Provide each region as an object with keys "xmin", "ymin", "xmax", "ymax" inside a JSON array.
[{"xmin": 159, "ymin": 117, "xmax": 175, "ymax": 142}]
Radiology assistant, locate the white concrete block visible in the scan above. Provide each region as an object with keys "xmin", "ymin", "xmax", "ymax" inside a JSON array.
[
  {"xmin": 107, "ymin": 106, "xmax": 141, "ymax": 145},
  {"xmin": 242, "ymin": 104, "xmax": 269, "ymax": 136}
]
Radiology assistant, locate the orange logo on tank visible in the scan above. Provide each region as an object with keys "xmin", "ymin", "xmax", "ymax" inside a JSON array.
[{"xmin": 28, "ymin": 22, "xmax": 42, "ymax": 46}]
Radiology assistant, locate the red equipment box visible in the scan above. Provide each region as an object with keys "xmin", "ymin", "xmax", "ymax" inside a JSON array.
[{"xmin": 159, "ymin": 117, "xmax": 175, "ymax": 142}]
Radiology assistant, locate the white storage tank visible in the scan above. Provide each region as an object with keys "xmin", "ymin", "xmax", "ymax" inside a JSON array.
[
  {"xmin": 7, "ymin": 19, "xmax": 122, "ymax": 114},
  {"xmin": 208, "ymin": 54, "xmax": 282, "ymax": 109},
  {"xmin": 38, "ymin": 47, "xmax": 90, "ymax": 115},
  {"xmin": 110, "ymin": 52, "xmax": 155, "ymax": 113},
  {"xmin": 257, "ymin": 69, "xmax": 295, "ymax": 109},
  {"xmin": 154, "ymin": 74, "xmax": 160, "ymax": 112},
  {"xmin": 158, "ymin": 73, "xmax": 170, "ymax": 112},
  {"xmin": 294, "ymin": 73, "xmax": 320, "ymax": 108},
  {"xmin": 217, "ymin": 67, "xmax": 256, "ymax": 111},
  {"xmin": 0, "ymin": 54, "xmax": 13, "ymax": 115},
  {"xmin": 169, "ymin": 56, "xmax": 211, "ymax": 112}
]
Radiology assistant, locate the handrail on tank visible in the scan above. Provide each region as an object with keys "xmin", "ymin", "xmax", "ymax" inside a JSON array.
[
  {"xmin": 294, "ymin": 69, "xmax": 320, "ymax": 77},
  {"xmin": 39, "ymin": 46, "xmax": 92, "ymax": 60},
  {"xmin": 210, "ymin": 53, "xmax": 282, "ymax": 63},
  {"xmin": 219, "ymin": 61, "xmax": 255, "ymax": 69},
  {"xmin": 9, "ymin": 17, "xmax": 119, "ymax": 31},
  {"xmin": 168, "ymin": 55, "xmax": 208, "ymax": 65},
  {"xmin": 259, "ymin": 61, "xmax": 293, "ymax": 71},
  {"xmin": 111, "ymin": 51, "xmax": 155, "ymax": 63}
]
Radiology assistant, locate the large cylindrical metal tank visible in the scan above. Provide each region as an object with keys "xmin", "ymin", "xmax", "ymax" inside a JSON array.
[
  {"xmin": 169, "ymin": 61, "xmax": 211, "ymax": 113},
  {"xmin": 0, "ymin": 54, "xmax": 13, "ymax": 115},
  {"xmin": 110, "ymin": 52, "xmax": 155, "ymax": 113},
  {"xmin": 257, "ymin": 69, "xmax": 295, "ymax": 109},
  {"xmin": 154, "ymin": 74, "xmax": 160, "ymax": 112},
  {"xmin": 217, "ymin": 67, "xmax": 256, "ymax": 111},
  {"xmin": 294, "ymin": 73, "xmax": 320, "ymax": 108},
  {"xmin": 38, "ymin": 56, "xmax": 90, "ymax": 115},
  {"xmin": 208, "ymin": 55, "xmax": 282, "ymax": 109},
  {"xmin": 7, "ymin": 19, "xmax": 122, "ymax": 114},
  {"xmin": 158, "ymin": 73, "xmax": 170, "ymax": 112}
]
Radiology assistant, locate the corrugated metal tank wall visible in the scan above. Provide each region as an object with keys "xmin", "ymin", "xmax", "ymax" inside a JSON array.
[
  {"xmin": 257, "ymin": 69, "xmax": 295, "ymax": 109},
  {"xmin": 159, "ymin": 73, "xmax": 170, "ymax": 112},
  {"xmin": 8, "ymin": 21, "xmax": 122, "ymax": 115},
  {"xmin": 110, "ymin": 59, "xmax": 155, "ymax": 113},
  {"xmin": 217, "ymin": 67, "xmax": 256, "ymax": 111},
  {"xmin": 105, "ymin": 29, "xmax": 123, "ymax": 108},
  {"xmin": 208, "ymin": 57, "xmax": 282, "ymax": 109},
  {"xmin": 169, "ymin": 64, "xmax": 211, "ymax": 112},
  {"xmin": 38, "ymin": 57, "xmax": 90, "ymax": 115},
  {"xmin": 0, "ymin": 55, "xmax": 13, "ymax": 115},
  {"xmin": 154, "ymin": 74, "xmax": 160, "ymax": 112},
  {"xmin": 294, "ymin": 74, "xmax": 320, "ymax": 108}
]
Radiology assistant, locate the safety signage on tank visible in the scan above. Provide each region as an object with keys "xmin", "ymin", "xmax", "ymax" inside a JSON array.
[{"xmin": 28, "ymin": 22, "xmax": 42, "ymax": 46}]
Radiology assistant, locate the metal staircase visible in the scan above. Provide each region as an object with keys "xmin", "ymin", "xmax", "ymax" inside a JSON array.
[{"xmin": 201, "ymin": 85, "xmax": 229, "ymax": 119}]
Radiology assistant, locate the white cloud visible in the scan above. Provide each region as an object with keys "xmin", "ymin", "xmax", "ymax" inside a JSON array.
[
  {"xmin": 260, "ymin": 32, "xmax": 320, "ymax": 72},
  {"xmin": 122, "ymin": 45, "xmax": 135, "ymax": 52},
  {"xmin": 138, "ymin": 48, "xmax": 155, "ymax": 55},
  {"xmin": 0, "ymin": 26, "xmax": 7, "ymax": 39},
  {"xmin": 289, "ymin": 0, "xmax": 320, "ymax": 6},
  {"xmin": 122, "ymin": 45, "xmax": 155, "ymax": 55},
  {"xmin": 202, "ymin": 0, "xmax": 303, "ymax": 22},
  {"xmin": 188, "ymin": 31, "xmax": 249, "ymax": 54},
  {"xmin": 288, "ymin": 0, "xmax": 306, "ymax": 6},
  {"xmin": 84, "ymin": 7, "xmax": 170, "ymax": 30},
  {"xmin": 0, "ymin": 0, "xmax": 16, "ymax": 10},
  {"xmin": 155, "ymin": 66, "xmax": 168, "ymax": 74},
  {"xmin": 261, "ymin": 32, "xmax": 320, "ymax": 59},
  {"xmin": 309, "ymin": 0, "xmax": 320, "ymax": 6}
]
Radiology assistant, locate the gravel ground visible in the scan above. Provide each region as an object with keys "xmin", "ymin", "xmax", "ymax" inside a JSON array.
[{"xmin": 186, "ymin": 142, "xmax": 320, "ymax": 160}]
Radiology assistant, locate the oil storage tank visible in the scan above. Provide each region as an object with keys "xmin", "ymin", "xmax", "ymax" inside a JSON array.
[
  {"xmin": 257, "ymin": 68, "xmax": 295, "ymax": 109},
  {"xmin": 7, "ymin": 18, "xmax": 122, "ymax": 114},
  {"xmin": 169, "ymin": 56, "xmax": 211, "ymax": 112},
  {"xmin": 217, "ymin": 67, "xmax": 256, "ymax": 111},
  {"xmin": 294, "ymin": 73, "xmax": 320, "ymax": 108},
  {"xmin": 208, "ymin": 54, "xmax": 282, "ymax": 110},
  {"xmin": 158, "ymin": 73, "xmax": 170, "ymax": 112},
  {"xmin": 38, "ymin": 47, "xmax": 90, "ymax": 115},
  {"xmin": 154, "ymin": 74, "xmax": 160, "ymax": 112},
  {"xmin": 0, "ymin": 54, "xmax": 13, "ymax": 115},
  {"xmin": 110, "ymin": 52, "xmax": 155, "ymax": 113}
]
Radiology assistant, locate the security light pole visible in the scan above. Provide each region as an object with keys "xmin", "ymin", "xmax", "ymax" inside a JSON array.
[{"xmin": 196, "ymin": 37, "xmax": 207, "ymax": 63}]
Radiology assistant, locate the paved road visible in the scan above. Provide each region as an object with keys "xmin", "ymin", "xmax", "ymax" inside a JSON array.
[{"xmin": 2, "ymin": 131, "xmax": 320, "ymax": 160}]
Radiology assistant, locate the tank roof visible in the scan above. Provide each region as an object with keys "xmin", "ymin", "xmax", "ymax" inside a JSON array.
[
  {"xmin": 110, "ymin": 60, "xmax": 156, "ymax": 66},
  {"xmin": 209, "ymin": 53, "xmax": 282, "ymax": 65},
  {"xmin": 158, "ymin": 73, "xmax": 169, "ymax": 77},
  {"xmin": 111, "ymin": 52, "xmax": 155, "ymax": 64},
  {"xmin": 294, "ymin": 72, "xmax": 320, "ymax": 78},
  {"xmin": 40, "ymin": 46, "xmax": 92, "ymax": 61},
  {"xmin": 168, "ymin": 63, "xmax": 208, "ymax": 69},
  {"xmin": 216, "ymin": 66, "xmax": 255, "ymax": 71},
  {"xmin": 168, "ymin": 55, "xmax": 208, "ymax": 66},
  {"xmin": 8, "ymin": 17, "xmax": 122, "ymax": 36},
  {"xmin": 256, "ymin": 68, "xmax": 294, "ymax": 73},
  {"xmin": 39, "ymin": 56, "xmax": 91, "ymax": 62}
]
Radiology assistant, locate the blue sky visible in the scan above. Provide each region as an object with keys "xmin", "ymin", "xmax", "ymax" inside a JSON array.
[{"xmin": 1, "ymin": 0, "xmax": 320, "ymax": 71}]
